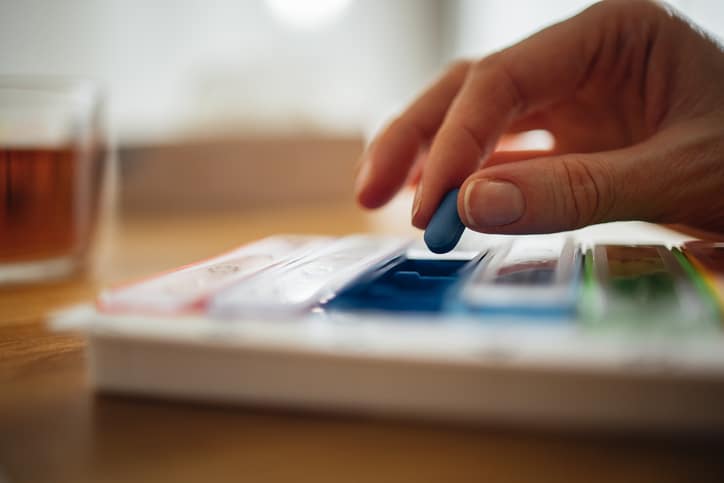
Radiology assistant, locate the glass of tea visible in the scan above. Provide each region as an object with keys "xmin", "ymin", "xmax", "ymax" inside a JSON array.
[{"xmin": 0, "ymin": 76, "xmax": 109, "ymax": 284}]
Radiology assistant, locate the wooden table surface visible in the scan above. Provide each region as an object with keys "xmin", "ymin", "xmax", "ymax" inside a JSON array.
[{"xmin": 2, "ymin": 203, "xmax": 724, "ymax": 483}]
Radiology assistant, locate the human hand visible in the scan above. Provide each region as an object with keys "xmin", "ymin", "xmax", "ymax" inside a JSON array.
[{"xmin": 355, "ymin": 0, "xmax": 724, "ymax": 235}]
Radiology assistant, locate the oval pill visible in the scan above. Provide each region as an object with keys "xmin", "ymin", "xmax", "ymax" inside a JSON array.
[{"xmin": 424, "ymin": 189, "xmax": 465, "ymax": 254}]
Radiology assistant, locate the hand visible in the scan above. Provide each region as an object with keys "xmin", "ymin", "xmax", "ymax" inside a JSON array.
[{"xmin": 355, "ymin": 0, "xmax": 724, "ymax": 235}]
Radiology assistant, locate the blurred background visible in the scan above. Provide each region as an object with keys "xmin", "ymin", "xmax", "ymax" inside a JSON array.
[{"xmin": 2, "ymin": 0, "xmax": 724, "ymax": 216}]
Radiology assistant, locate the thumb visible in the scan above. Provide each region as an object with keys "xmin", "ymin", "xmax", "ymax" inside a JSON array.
[{"xmin": 457, "ymin": 151, "xmax": 656, "ymax": 234}]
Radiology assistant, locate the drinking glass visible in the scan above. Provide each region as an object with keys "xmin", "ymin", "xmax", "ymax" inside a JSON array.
[{"xmin": 0, "ymin": 76, "xmax": 110, "ymax": 283}]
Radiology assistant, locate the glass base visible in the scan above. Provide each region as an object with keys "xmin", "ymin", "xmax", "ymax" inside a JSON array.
[{"xmin": 0, "ymin": 255, "xmax": 79, "ymax": 284}]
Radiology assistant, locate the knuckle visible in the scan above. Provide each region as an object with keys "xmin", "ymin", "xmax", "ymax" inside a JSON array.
[
  {"xmin": 582, "ymin": 0, "xmax": 668, "ymax": 45},
  {"xmin": 447, "ymin": 59, "xmax": 472, "ymax": 76},
  {"xmin": 556, "ymin": 156, "xmax": 616, "ymax": 228},
  {"xmin": 471, "ymin": 54, "xmax": 526, "ymax": 113},
  {"xmin": 471, "ymin": 54, "xmax": 499, "ymax": 73},
  {"xmin": 624, "ymin": 0, "xmax": 668, "ymax": 17},
  {"xmin": 458, "ymin": 121, "xmax": 487, "ymax": 154},
  {"xmin": 389, "ymin": 115, "xmax": 427, "ymax": 141},
  {"xmin": 471, "ymin": 53, "xmax": 508, "ymax": 84},
  {"xmin": 587, "ymin": 0, "xmax": 664, "ymax": 19}
]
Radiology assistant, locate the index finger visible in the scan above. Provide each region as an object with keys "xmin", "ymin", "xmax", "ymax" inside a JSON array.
[
  {"xmin": 356, "ymin": 61, "xmax": 471, "ymax": 209},
  {"xmin": 412, "ymin": 2, "xmax": 614, "ymax": 228}
]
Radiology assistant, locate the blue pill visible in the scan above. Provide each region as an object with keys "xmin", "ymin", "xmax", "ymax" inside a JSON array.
[{"xmin": 424, "ymin": 188, "xmax": 465, "ymax": 254}]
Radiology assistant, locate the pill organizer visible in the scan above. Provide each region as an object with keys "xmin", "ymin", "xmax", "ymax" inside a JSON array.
[{"xmin": 54, "ymin": 231, "xmax": 724, "ymax": 431}]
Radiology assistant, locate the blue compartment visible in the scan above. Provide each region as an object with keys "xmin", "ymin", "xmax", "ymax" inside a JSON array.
[{"xmin": 325, "ymin": 257, "xmax": 475, "ymax": 313}]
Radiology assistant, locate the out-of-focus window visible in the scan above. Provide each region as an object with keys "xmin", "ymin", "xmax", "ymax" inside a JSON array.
[
  {"xmin": 0, "ymin": 0, "xmax": 443, "ymax": 143},
  {"xmin": 2, "ymin": 1, "xmax": 723, "ymax": 145}
]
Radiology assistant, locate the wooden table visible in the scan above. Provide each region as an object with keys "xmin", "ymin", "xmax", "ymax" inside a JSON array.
[{"xmin": 2, "ymin": 204, "xmax": 724, "ymax": 483}]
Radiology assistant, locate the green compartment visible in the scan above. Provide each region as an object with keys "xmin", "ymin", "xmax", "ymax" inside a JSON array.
[{"xmin": 580, "ymin": 245, "xmax": 718, "ymax": 333}]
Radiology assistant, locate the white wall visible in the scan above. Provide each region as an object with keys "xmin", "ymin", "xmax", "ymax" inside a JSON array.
[
  {"xmin": 2, "ymin": 1, "xmax": 723, "ymax": 144},
  {"xmin": 0, "ymin": 0, "xmax": 442, "ymax": 143},
  {"xmin": 449, "ymin": 0, "xmax": 724, "ymax": 60}
]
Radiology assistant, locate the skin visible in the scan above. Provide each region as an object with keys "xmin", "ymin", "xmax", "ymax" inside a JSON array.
[{"xmin": 355, "ymin": 0, "xmax": 724, "ymax": 236}]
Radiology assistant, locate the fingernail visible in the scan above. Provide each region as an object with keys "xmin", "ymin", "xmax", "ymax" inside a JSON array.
[
  {"xmin": 411, "ymin": 181, "xmax": 423, "ymax": 219},
  {"xmin": 464, "ymin": 180, "xmax": 525, "ymax": 228},
  {"xmin": 354, "ymin": 160, "xmax": 372, "ymax": 195}
]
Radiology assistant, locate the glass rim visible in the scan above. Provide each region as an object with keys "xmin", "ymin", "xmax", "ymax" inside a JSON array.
[
  {"xmin": 0, "ymin": 75, "xmax": 103, "ymax": 104},
  {"xmin": 0, "ymin": 75, "xmax": 106, "ymax": 146}
]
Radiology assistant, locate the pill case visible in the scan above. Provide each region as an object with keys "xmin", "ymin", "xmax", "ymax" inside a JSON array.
[{"xmin": 54, "ymin": 234, "xmax": 724, "ymax": 431}]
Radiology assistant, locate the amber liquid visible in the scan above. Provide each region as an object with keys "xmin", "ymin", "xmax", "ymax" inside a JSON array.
[{"xmin": 0, "ymin": 146, "xmax": 103, "ymax": 263}]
